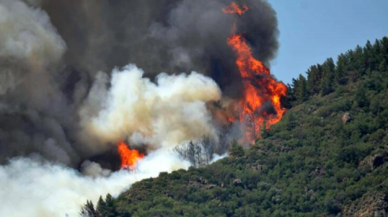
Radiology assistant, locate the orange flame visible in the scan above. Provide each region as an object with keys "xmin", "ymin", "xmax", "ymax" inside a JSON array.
[
  {"xmin": 222, "ymin": 2, "xmax": 248, "ymax": 15},
  {"xmin": 223, "ymin": 3, "xmax": 287, "ymax": 143},
  {"xmin": 117, "ymin": 141, "xmax": 144, "ymax": 171}
]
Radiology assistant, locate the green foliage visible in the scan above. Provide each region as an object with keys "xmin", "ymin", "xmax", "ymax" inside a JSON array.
[
  {"xmin": 229, "ymin": 140, "xmax": 244, "ymax": 157},
  {"xmin": 289, "ymin": 37, "xmax": 388, "ymax": 105},
  {"xmin": 320, "ymin": 58, "xmax": 335, "ymax": 95},
  {"xmin": 81, "ymin": 194, "xmax": 117, "ymax": 217},
  {"xmin": 86, "ymin": 37, "xmax": 388, "ymax": 217},
  {"xmin": 307, "ymin": 64, "xmax": 323, "ymax": 95},
  {"xmin": 80, "ymin": 200, "xmax": 97, "ymax": 217},
  {"xmin": 292, "ymin": 74, "xmax": 308, "ymax": 103}
]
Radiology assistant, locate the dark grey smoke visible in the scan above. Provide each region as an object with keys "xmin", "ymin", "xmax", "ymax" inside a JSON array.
[
  {"xmin": 0, "ymin": 0, "xmax": 278, "ymax": 166},
  {"xmin": 41, "ymin": 0, "xmax": 278, "ymax": 95}
]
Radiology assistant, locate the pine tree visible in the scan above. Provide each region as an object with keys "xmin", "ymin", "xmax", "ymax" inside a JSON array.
[
  {"xmin": 104, "ymin": 194, "xmax": 117, "ymax": 217},
  {"xmin": 373, "ymin": 39, "xmax": 383, "ymax": 70},
  {"xmin": 335, "ymin": 54, "xmax": 347, "ymax": 85},
  {"xmin": 320, "ymin": 58, "xmax": 335, "ymax": 95},
  {"xmin": 364, "ymin": 40, "xmax": 375, "ymax": 72},
  {"xmin": 96, "ymin": 194, "xmax": 117, "ymax": 217},
  {"xmin": 378, "ymin": 38, "xmax": 388, "ymax": 71},
  {"xmin": 295, "ymin": 74, "xmax": 308, "ymax": 102},
  {"xmin": 381, "ymin": 37, "xmax": 388, "ymax": 61},
  {"xmin": 96, "ymin": 196, "xmax": 107, "ymax": 217},
  {"xmin": 354, "ymin": 45, "xmax": 366, "ymax": 76},
  {"xmin": 282, "ymin": 84, "xmax": 295, "ymax": 109},
  {"xmin": 306, "ymin": 65, "xmax": 322, "ymax": 95},
  {"xmin": 80, "ymin": 200, "xmax": 97, "ymax": 217},
  {"xmin": 291, "ymin": 78, "xmax": 300, "ymax": 95}
]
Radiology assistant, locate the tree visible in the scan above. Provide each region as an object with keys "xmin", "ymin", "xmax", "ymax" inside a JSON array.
[
  {"xmin": 286, "ymin": 112, "xmax": 297, "ymax": 130},
  {"xmin": 104, "ymin": 194, "xmax": 117, "ymax": 217},
  {"xmin": 381, "ymin": 37, "xmax": 388, "ymax": 60},
  {"xmin": 320, "ymin": 58, "xmax": 335, "ymax": 95},
  {"xmin": 93, "ymin": 194, "xmax": 118, "ymax": 217},
  {"xmin": 354, "ymin": 84, "xmax": 369, "ymax": 109},
  {"xmin": 174, "ymin": 139, "xmax": 211, "ymax": 168},
  {"xmin": 229, "ymin": 140, "xmax": 244, "ymax": 157},
  {"xmin": 185, "ymin": 141, "xmax": 200, "ymax": 167},
  {"xmin": 335, "ymin": 54, "xmax": 347, "ymax": 85},
  {"xmin": 282, "ymin": 84, "xmax": 295, "ymax": 109},
  {"xmin": 372, "ymin": 39, "xmax": 383, "ymax": 71},
  {"xmin": 82, "ymin": 37, "xmax": 388, "ymax": 217},
  {"xmin": 201, "ymin": 136, "xmax": 215, "ymax": 164},
  {"xmin": 295, "ymin": 74, "xmax": 308, "ymax": 102},
  {"xmin": 306, "ymin": 65, "xmax": 322, "ymax": 95},
  {"xmin": 353, "ymin": 45, "xmax": 366, "ymax": 77},
  {"xmin": 364, "ymin": 40, "xmax": 376, "ymax": 72},
  {"xmin": 324, "ymin": 197, "xmax": 341, "ymax": 215},
  {"xmin": 80, "ymin": 200, "xmax": 97, "ymax": 217}
]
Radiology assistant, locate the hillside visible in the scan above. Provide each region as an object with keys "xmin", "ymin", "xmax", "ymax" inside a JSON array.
[{"xmin": 81, "ymin": 37, "xmax": 388, "ymax": 217}]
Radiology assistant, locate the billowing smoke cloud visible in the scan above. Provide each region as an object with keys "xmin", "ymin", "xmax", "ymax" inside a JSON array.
[
  {"xmin": 0, "ymin": 0, "xmax": 80, "ymax": 166},
  {"xmin": 0, "ymin": 0, "xmax": 279, "ymax": 216},
  {"xmin": 0, "ymin": 153, "xmax": 190, "ymax": 217},
  {"xmin": 0, "ymin": 0, "xmax": 278, "ymax": 167},
  {"xmin": 40, "ymin": 0, "xmax": 278, "ymax": 95},
  {"xmin": 0, "ymin": 0, "xmax": 64, "ymax": 70},
  {"xmin": 80, "ymin": 64, "xmax": 221, "ymax": 153}
]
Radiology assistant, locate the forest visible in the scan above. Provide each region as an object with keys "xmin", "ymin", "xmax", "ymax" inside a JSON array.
[{"xmin": 81, "ymin": 37, "xmax": 388, "ymax": 217}]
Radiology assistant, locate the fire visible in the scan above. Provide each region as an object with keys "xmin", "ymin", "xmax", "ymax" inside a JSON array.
[
  {"xmin": 223, "ymin": 3, "xmax": 287, "ymax": 143},
  {"xmin": 222, "ymin": 2, "xmax": 248, "ymax": 15},
  {"xmin": 117, "ymin": 141, "xmax": 144, "ymax": 171}
]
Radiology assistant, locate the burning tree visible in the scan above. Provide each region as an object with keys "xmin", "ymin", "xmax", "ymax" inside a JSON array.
[{"xmin": 223, "ymin": 3, "xmax": 287, "ymax": 143}]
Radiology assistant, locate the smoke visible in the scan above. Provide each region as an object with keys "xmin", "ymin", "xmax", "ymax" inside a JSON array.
[
  {"xmin": 80, "ymin": 160, "xmax": 112, "ymax": 178},
  {"xmin": 0, "ymin": 0, "xmax": 64, "ymax": 69},
  {"xmin": 0, "ymin": 0, "xmax": 82, "ymax": 166},
  {"xmin": 0, "ymin": 0, "xmax": 278, "ymax": 167},
  {"xmin": 0, "ymin": 0, "xmax": 280, "ymax": 216},
  {"xmin": 0, "ymin": 153, "xmax": 190, "ymax": 217},
  {"xmin": 40, "ymin": 0, "xmax": 278, "ymax": 94},
  {"xmin": 79, "ymin": 64, "xmax": 221, "ymax": 152},
  {"xmin": 0, "ymin": 0, "xmax": 65, "ymax": 100}
]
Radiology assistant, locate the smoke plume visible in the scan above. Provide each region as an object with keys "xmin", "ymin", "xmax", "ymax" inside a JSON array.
[
  {"xmin": 0, "ymin": 154, "xmax": 190, "ymax": 217},
  {"xmin": 0, "ymin": 0, "xmax": 278, "ymax": 167},
  {"xmin": 0, "ymin": 0, "xmax": 279, "ymax": 216},
  {"xmin": 40, "ymin": 0, "xmax": 278, "ymax": 94},
  {"xmin": 79, "ymin": 64, "xmax": 221, "ymax": 152},
  {"xmin": 0, "ymin": 0, "xmax": 78, "ymax": 166}
]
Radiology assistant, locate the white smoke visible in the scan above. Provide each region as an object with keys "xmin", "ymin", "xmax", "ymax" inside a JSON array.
[
  {"xmin": 0, "ymin": 1, "xmax": 226, "ymax": 216},
  {"xmin": 0, "ymin": 152, "xmax": 190, "ymax": 217},
  {"xmin": 210, "ymin": 153, "xmax": 228, "ymax": 163},
  {"xmin": 0, "ymin": 0, "xmax": 65, "ymax": 69},
  {"xmin": 0, "ymin": 63, "xmax": 223, "ymax": 216},
  {"xmin": 80, "ymin": 160, "xmax": 112, "ymax": 178},
  {"xmin": 80, "ymin": 64, "xmax": 222, "ymax": 152},
  {"xmin": 0, "ymin": 0, "xmax": 65, "ymax": 95}
]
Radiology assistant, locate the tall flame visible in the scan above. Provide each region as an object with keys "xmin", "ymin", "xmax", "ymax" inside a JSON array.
[
  {"xmin": 223, "ymin": 3, "xmax": 287, "ymax": 143},
  {"xmin": 117, "ymin": 141, "xmax": 144, "ymax": 171}
]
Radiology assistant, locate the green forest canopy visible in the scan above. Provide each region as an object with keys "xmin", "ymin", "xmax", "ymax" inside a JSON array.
[{"xmin": 81, "ymin": 37, "xmax": 388, "ymax": 217}]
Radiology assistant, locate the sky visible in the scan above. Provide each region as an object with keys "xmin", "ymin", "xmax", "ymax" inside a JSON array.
[{"xmin": 268, "ymin": 0, "xmax": 388, "ymax": 84}]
